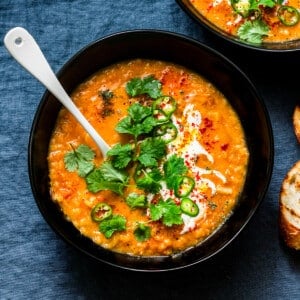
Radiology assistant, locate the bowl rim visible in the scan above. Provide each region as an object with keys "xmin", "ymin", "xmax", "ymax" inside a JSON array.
[
  {"xmin": 176, "ymin": 0, "xmax": 300, "ymax": 52},
  {"xmin": 28, "ymin": 29, "xmax": 274, "ymax": 271}
]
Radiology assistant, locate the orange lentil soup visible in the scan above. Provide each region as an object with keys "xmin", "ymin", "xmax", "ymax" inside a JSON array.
[
  {"xmin": 189, "ymin": 0, "xmax": 300, "ymax": 44},
  {"xmin": 48, "ymin": 59, "xmax": 249, "ymax": 256}
]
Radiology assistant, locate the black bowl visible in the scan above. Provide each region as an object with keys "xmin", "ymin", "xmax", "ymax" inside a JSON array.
[
  {"xmin": 176, "ymin": 0, "xmax": 300, "ymax": 52},
  {"xmin": 29, "ymin": 30, "xmax": 274, "ymax": 271}
]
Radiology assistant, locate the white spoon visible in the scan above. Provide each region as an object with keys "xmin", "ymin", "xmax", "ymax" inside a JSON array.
[{"xmin": 4, "ymin": 27, "xmax": 110, "ymax": 157}]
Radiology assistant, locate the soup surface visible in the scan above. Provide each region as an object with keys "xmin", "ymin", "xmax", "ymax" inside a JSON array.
[
  {"xmin": 48, "ymin": 59, "xmax": 249, "ymax": 256},
  {"xmin": 189, "ymin": 0, "xmax": 300, "ymax": 44}
]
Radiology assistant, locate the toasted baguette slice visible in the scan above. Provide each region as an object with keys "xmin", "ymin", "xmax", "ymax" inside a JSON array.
[
  {"xmin": 279, "ymin": 161, "xmax": 300, "ymax": 250},
  {"xmin": 293, "ymin": 105, "xmax": 300, "ymax": 143}
]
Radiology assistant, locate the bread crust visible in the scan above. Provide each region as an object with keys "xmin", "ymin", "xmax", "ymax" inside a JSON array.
[
  {"xmin": 279, "ymin": 161, "xmax": 300, "ymax": 250},
  {"xmin": 293, "ymin": 105, "xmax": 300, "ymax": 143}
]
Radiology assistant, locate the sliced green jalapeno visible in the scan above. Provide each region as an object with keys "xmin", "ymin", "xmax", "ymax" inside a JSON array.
[
  {"xmin": 174, "ymin": 176, "xmax": 195, "ymax": 198},
  {"xmin": 153, "ymin": 96, "xmax": 176, "ymax": 117},
  {"xmin": 230, "ymin": 0, "xmax": 251, "ymax": 17},
  {"xmin": 153, "ymin": 122, "xmax": 178, "ymax": 143},
  {"xmin": 180, "ymin": 198, "xmax": 199, "ymax": 217},
  {"xmin": 91, "ymin": 203, "xmax": 112, "ymax": 222},
  {"xmin": 152, "ymin": 108, "xmax": 169, "ymax": 123},
  {"xmin": 278, "ymin": 6, "xmax": 300, "ymax": 26}
]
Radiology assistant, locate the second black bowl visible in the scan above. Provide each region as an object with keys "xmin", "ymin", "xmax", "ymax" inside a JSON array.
[{"xmin": 177, "ymin": 0, "xmax": 300, "ymax": 52}]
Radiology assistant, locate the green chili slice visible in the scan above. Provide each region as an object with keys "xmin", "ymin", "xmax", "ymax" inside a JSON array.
[
  {"xmin": 180, "ymin": 198, "xmax": 199, "ymax": 217},
  {"xmin": 152, "ymin": 108, "xmax": 170, "ymax": 123},
  {"xmin": 230, "ymin": 0, "xmax": 251, "ymax": 17},
  {"xmin": 153, "ymin": 122, "xmax": 178, "ymax": 143},
  {"xmin": 278, "ymin": 6, "xmax": 300, "ymax": 26},
  {"xmin": 174, "ymin": 176, "xmax": 195, "ymax": 198},
  {"xmin": 153, "ymin": 96, "xmax": 176, "ymax": 116},
  {"xmin": 91, "ymin": 203, "xmax": 112, "ymax": 222}
]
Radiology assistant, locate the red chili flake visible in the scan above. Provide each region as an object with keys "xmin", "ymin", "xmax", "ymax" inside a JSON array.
[
  {"xmin": 185, "ymin": 161, "xmax": 191, "ymax": 168},
  {"xmin": 175, "ymin": 199, "xmax": 181, "ymax": 205},
  {"xmin": 221, "ymin": 143, "xmax": 229, "ymax": 151},
  {"xmin": 200, "ymin": 118, "xmax": 213, "ymax": 134},
  {"xmin": 203, "ymin": 117, "xmax": 213, "ymax": 128},
  {"xmin": 205, "ymin": 141, "xmax": 211, "ymax": 148},
  {"xmin": 160, "ymin": 70, "xmax": 168, "ymax": 84},
  {"xmin": 179, "ymin": 78, "xmax": 186, "ymax": 87},
  {"xmin": 179, "ymin": 73, "xmax": 188, "ymax": 87},
  {"xmin": 200, "ymin": 127, "xmax": 206, "ymax": 134},
  {"xmin": 195, "ymin": 173, "xmax": 201, "ymax": 181}
]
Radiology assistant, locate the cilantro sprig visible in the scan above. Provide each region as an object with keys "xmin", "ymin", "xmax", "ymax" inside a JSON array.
[
  {"xmin": 134, "ymin": 223, "xmax": 151, "ymax": 242},
  {"xmin": 164, "ymin": 154, "xmax": 188, "ymax": 190},
  {"xmin": 237, "ymin": 20, "xmax": 269, "ymax": 44},
  {"xmin": 126, "ymin": 75, "xmax": 162, "ymax": 99},
  {"xmin": 150, "ymin": 198, "xmax": 183, "ymax": 227},
  {"xmin": 115, "ymin": 103, "xmax": 158, "ymax": 142},
  {"xmin": 85, "ymin": 162, "xmax": 128, "ymax": 195},
  {"xmin": 99, "ymin": 215, "xmax": 126, "ymax": 238},
  {"xmin": 138, "ymin": 137, "xmax": 166, "ymax": 167},
  {"xmin": 106, "ymin": 143, "xmax": 133, "ymax": 169},
  {"xmin": 135, "ymin": 166, "xmax": 163, "ymax": 194},
  {"xmin": 126, "ymin": 193, "xmax": 147, "ymax": 209},
  {"xmin": 64, "ymin": 144, "xmax": 95, "ymax": 177}
]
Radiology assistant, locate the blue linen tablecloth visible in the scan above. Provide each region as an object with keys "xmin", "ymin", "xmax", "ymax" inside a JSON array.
[{"xmin": 1, "ymin": 1, "xmax": 300, "ymax": 299}]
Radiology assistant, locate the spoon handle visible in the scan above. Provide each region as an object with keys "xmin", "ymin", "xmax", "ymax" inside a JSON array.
[{"xmin": 4, "ymin": 27, "xmax": 110, "ymax": 157}]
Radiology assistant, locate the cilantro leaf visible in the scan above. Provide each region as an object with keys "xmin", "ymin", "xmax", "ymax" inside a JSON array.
[
  {"xmin": 136, "ymin": 167, "xmax": 163, "ymax": 194},
  {"xmin": 85, "ymin": 162, "xmax": 128, "ymax": 194},
  {"xmin": 141, "ymin": 116, "xmax": 159, "ymax": 132},
  {"xmin": 115, "ymin": 116, "xmax": 133, "ymax": 134},
  {"xmin": 99, "ymin": 215, "xmax": 126, "ymax": 238},
  {"xmin": 138, "ymin": 137, "xmax": 166, "ymax": 167},
  {"xmin": 126, "ymin": 193, "xmax": 147, "ymax": 209},
  {"xmin": 163, "ymin": 154, "xmax": 188, "ymax": 190},
  {"xmin": 100, "ymin": 162, "xmax": 128, "ymax": 183},
  {"xmin": 249, "ymin": 0, "xmax": 275, "ymax": 10},
  {"xmin": 126, "ymin": 75, "xmax": 162, "ymax": 99},
  {"xmin": 150, "ymin": 198, "xmax": 183, "ymax": 227},
  {"xmin": 115, "ymin": 104, "xmax": 158, "ymax": 140},
  {"xmin": 64, "ymin": 144, "xmax": 95, "ymax": 177},
  {"xmin": 128, "ymin": 103, "xmax": 152, "ymax": 123},
  {"xmin": 237, "ymin": 20, "xmax": 269, "ymax": 44},
  {"xmin": 134, "ymin": 223, "xmax": 151, "ymax": 242},
  {"xmin": 107, "ymin": 143, "xmax": 133, "ymax": 169},
  {"xmin": 85, "ymin": 168, "xmax": 126, "ymax": 194}
]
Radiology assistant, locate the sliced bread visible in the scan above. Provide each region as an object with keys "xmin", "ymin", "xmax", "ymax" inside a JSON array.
[
  {"xmin": 279, "ymin": 160, "xmax": 300, "ymax": 250},
  {"xmin": 293, "ymin": 105, "xmax": 300, "ymax": 143}
]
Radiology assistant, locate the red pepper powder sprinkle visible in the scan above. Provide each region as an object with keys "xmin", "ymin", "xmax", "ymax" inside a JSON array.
[
  {"xmin": 195, "ymin": 173, "xmax": 201, "ymax": 181},
  {"xmin": 203, "ymin": 117, "xmax": 213, "ymax": 128},
  {"xmin": 179, "ymin": 72, "xmax": 188, "ymax": 87},
  {"xmin": 200, "ymin": 127, "xmax": 206, "ymax": 134},
  {"xmin": 200, "ymin": 117, "xmax": 213, "ymax": 134},
  {"xmin": 221, "ymin": 143, "xmax": 229, "ymax": 151}
]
